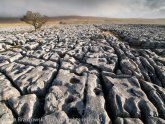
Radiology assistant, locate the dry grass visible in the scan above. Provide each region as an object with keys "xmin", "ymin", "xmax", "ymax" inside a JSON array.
[
  {"xmin": 49, "ymin": 17, "xmax": 165, "ymax": 25},
  {"xmin": 0, "ymin": 22, "xmax": 30, "ymax": 28},
  {"xmin": 0, "ymin": 16, "xmax": 165, "ymax": 28},
  {"xmin": 98, "ymin": 31, "xmax": 122, "ymax": 41}
]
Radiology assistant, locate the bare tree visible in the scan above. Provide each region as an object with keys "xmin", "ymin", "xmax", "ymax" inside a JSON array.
[{"xmin": 21, "ymin": 11, "xmax": 48, "ymax": 31}]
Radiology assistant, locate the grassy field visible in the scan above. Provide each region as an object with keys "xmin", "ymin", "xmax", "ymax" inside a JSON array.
[
  {"xmin": 0, "ymin": 16, "xmax": 165, "ymax": 27},
  {"xmin": 49, "ymin": 16, "xmax": 165, "ymax": 25}
]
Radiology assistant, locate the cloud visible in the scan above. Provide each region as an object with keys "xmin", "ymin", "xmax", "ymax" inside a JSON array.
[
  {"xmin": 144, "ymin": 0, "xmax": 165, "ymax": 8},
  {"xmin": 0, "ymin": 0, "xmax": 164, "ymax": 18}
]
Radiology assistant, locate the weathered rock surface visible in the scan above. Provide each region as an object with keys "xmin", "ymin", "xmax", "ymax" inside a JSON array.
[
  {"xmin": 146, "ymin": 117, "xmax": 165, "ymax": 124},
  {"xmin": 140, "ymin": 80, "xmax": 165, "ymax": 119},
  {"xmin": 82, "ymin": 73, "xmax": 110, "ymax": 124},
  {"xmin": 0, "ymin": 24, "xmax": 165, "ymax": 124},
  {"xmin": 45, "ymin": 69, "xmax": 87, "ymax": 116},
  {"xmin": 15, "ymin": 66, "xmax": 57, "ymax": 96},
  {"xmin": 0, "ymin": 102, "xmax": 15, "ymax": 124},
  {"xmin": 0, "ymin": 73, "xmax": 20, "ymax": 101},
  {"xmin": 114, "ymin": 117, "xmax": 143, "ymax": 124},
  {"xmin": 99, "ymin": 25, "xmax": 165, "ymax": 49},
  {"xmin": 8, "ymin": 94, "xmax": 40, "ymax": 123},
  {"xmin": 40, "ymin": 111, "xmax": 69, "ymax": 124},
  {"xmin": 102, "ymin": 72, "xmax": 158, "ymax": 120},
  {"xmin": 16, "ymin": 57, "xmax": 45, "ymax": 66}
]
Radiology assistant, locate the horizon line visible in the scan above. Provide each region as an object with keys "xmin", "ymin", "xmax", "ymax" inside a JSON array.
[{"xmin": 0, "ymin": 15, "xmax": 165, "ymax": 20}]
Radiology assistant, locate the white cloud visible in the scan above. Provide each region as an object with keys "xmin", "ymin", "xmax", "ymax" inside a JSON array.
[{"xmin": 0, "ymin": 0, "xmax": 164, "ymax": 18}]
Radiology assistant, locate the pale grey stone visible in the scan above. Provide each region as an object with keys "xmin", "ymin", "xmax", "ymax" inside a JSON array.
[
  {"xmin": 8, "ymin": 94, "xmax": 40, "ymax": 123},
  {"xmin": 0, "ymin": 102, "xmax": 15, "ymax": 124},
  {"xmin": 146, "ymin": 117, "xmax": 165, "ymax": 124},
  {"xmin": 0, "ymin": 76, "xmax": 20, "ymax": 101},
  {"xmin": 40, "ymin": 111, "xmax": 69, "ymax": 124},
  {"xmin": 15, "ymin": 66, "xmax": 57, "ymax": 96},
  {"xmin": 82, "ymin": 74, "xmax": 111, "ymax": 124},
  {"xmin": 16, "ymin": 57, "xmax": 45, "ymax": 66},
  {"xmin": 102, "ymin": 73, "xmax": 158, "ymax": 119},
  {"xmin": 115, "ymin": 117, "xmax": 143, "ymax": 124}
]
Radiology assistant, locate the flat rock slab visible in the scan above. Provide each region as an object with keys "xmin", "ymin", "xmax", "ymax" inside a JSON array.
[
  {"xmin": 82, "ymin": 73, "xmax": 111, "ymax": 124},
  {"xmin": 0, "ymin": 73, "xmax": 20, "ymax": 101},
  {"xmin": 15, "ymin": 66, "xmax": 57, "ymax": 96},
  {"xmin": 45, "ymin": 69, "xmax": 87, "ymax": 116},
  {"xmin": 1, "ymin": 62, "xmax": 57, "ymax": 96},
  {"xmin": 16, "ymin": 57, "xmax": 45, "ymax": 66},
  {"xmin": 85, "ymin": 46, "xmax": 118, "ymax": 72},
  {"xmin": 0, "ymin": 62, "xmax": 34, "ymax": 81}
]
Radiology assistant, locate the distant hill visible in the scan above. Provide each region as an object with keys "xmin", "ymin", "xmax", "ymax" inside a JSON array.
[
  {"xmin": 49, "ymin": 16, "xmax": 165, "ymax": 25},
  {"xmin": 0, "ymin": 17, "xmax": 20, "ymax": 23}
]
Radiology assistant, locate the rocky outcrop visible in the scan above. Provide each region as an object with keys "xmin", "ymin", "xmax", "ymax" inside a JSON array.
[{"xmin": 0, "ymin": 24, "xmax": 165, "ymax": 124}]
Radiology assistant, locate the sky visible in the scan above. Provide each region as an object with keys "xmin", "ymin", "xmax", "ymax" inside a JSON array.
[{"xmin": 0, "ymin": 0, "xmax": 165, "ymax": 18}]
